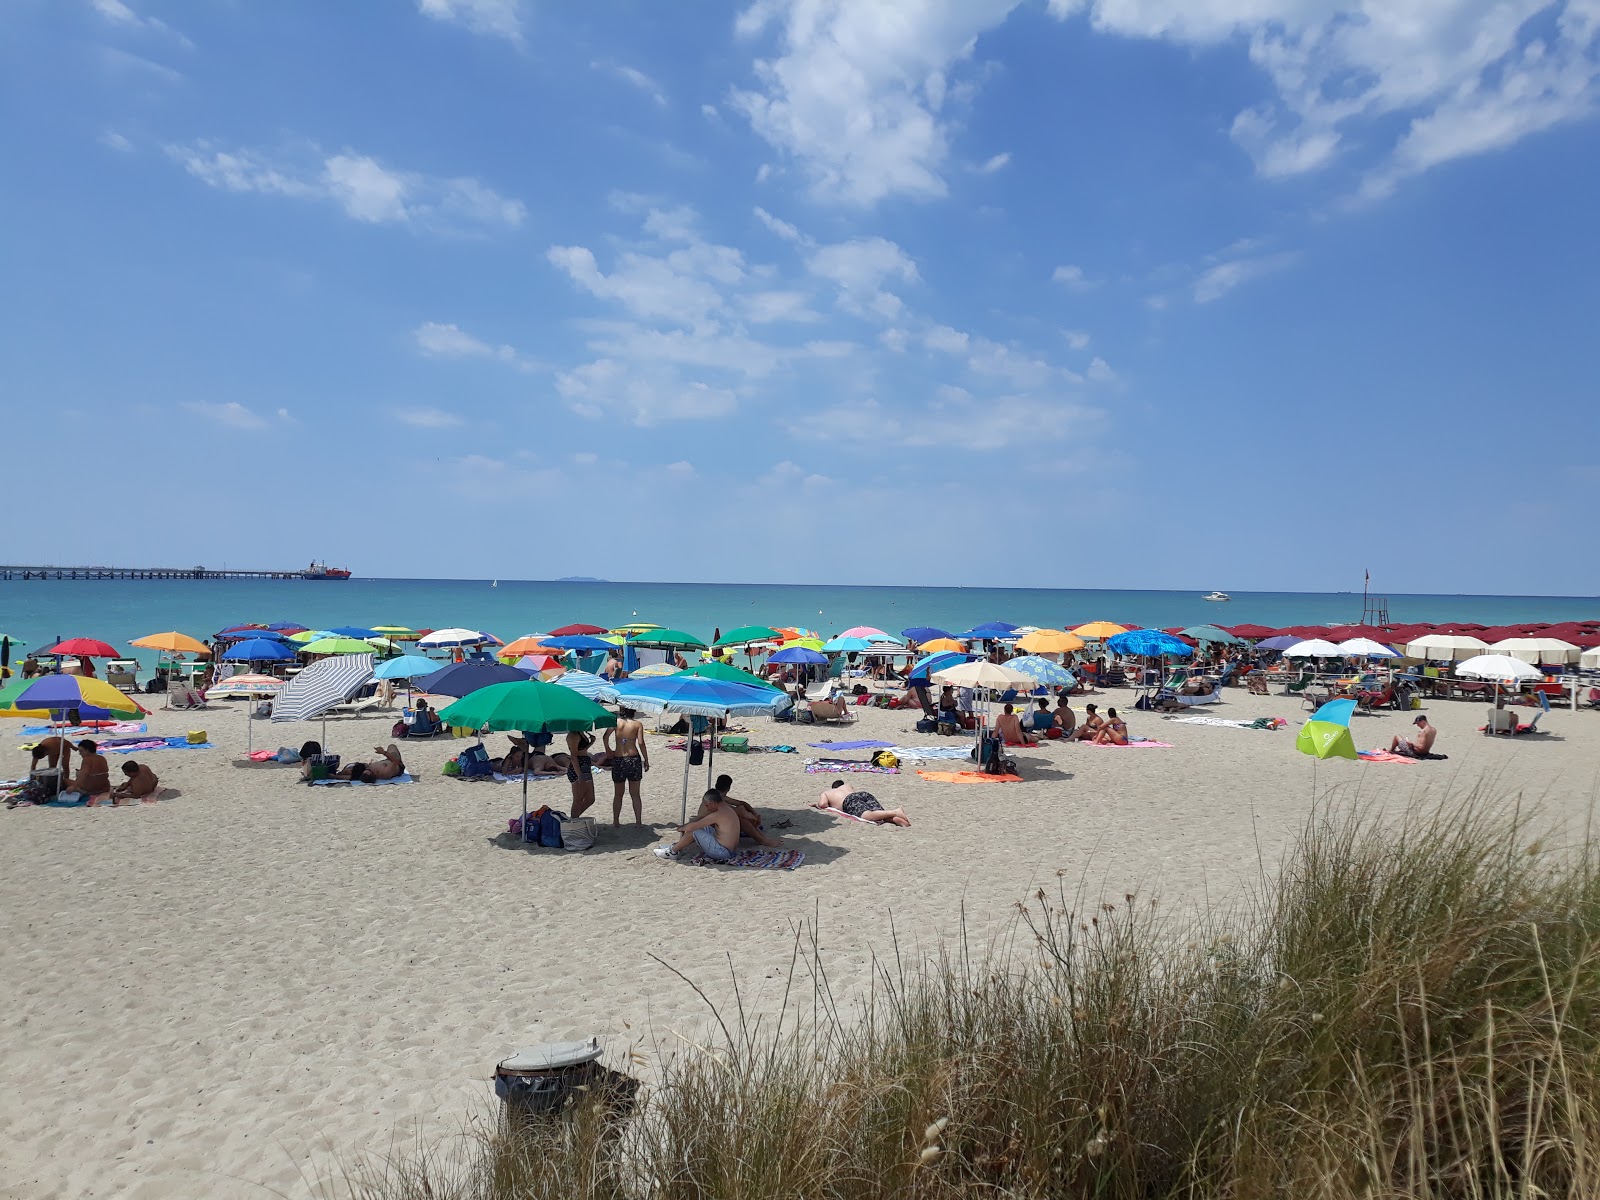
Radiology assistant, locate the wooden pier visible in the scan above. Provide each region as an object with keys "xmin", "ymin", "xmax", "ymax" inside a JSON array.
[{"xmin": 0, "ymin": 564, "xmax": 308, "ymax": 581}]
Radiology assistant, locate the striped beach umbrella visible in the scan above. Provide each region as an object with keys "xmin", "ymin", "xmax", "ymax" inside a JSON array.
[
  {"xmin": 554, "ymin": 670, "xmax": 608, "ymax": 699},
  {"xmin": 270, "ymin": 653, "xmax": 374, "ymax": 747}
]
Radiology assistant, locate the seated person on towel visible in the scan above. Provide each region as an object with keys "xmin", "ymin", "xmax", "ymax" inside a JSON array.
[
  {"xmin": 111, "ymin": 761, "xmax": 160, "ymax": 803},
  {"xmin": 1092, "ymin": 708, "xmax": 1129, "ymax": 745},
  {"xmin": 62, "ymin": 739, "xmax": 110, "ymax": 802},
  {"xmin": 1070, "ymin": 703, "xmax": 1104, "ymax": 741},
  {"xmin": 1053, "ymin": 697, "xmax": 1077, "ymax": 737},
  {"xmin": 654, "ymin": 790, "xmax": 743, "ymax": 862},
  {"xmin": 694, "ymin": 774, "xmax": 781, "ymax": 847},
  {"xmin": 336, "ymin": 744, "xmax": 407, "ymax": 783},
  {"xmin": 1028, "ymin": 698, "xmax": 1058, "ymax": 733},
  {"xmin": 995, "ymin": 704, "xmax": 1037, "ymax": 746},
  {"xmin": 1389, "ymin": 715, "xmax": 1438, "ymax": 758},
  {"xmin": 813, "ymin": 780, "xmax": 910, "ymax": 827}
]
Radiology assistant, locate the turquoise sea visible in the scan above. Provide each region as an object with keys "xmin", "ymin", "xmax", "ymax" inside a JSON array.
[{"xmin": 1, "ymin": 578, "xmax": 1596, "ymax": 668}]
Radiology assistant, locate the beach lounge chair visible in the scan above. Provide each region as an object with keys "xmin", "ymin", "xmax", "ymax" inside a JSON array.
[
  {"xmin": 1485, "ymin": 707, "xmax": 1518, "ymax": 736},
  {"xmin": 1245, "ymin": 671, "xmax": 1269, "ymax": 696},
  {"xmin": 1173, "ymin": 683, "xmax": 1222, "ymax": 707},
  {"xmin": 1357, "ymin": 681, "xmax": 1395, "ymax": 711}
]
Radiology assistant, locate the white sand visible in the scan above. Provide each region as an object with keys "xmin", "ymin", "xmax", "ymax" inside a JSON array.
[{"xmin": 2, "ymin": 688, "xmax": 1595, "ymax": 1198}]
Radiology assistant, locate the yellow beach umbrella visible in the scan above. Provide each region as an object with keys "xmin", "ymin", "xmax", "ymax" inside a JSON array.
[
  {"xmin": 783, "ymin": 637, "xmax": 826, "ymax": 651},
  {"xmin": 371, "ymin": 625, "xmax": 420, "ymax": 640},
  {"xmin": 611, "ymin": 622, "xmax": 662, "ymax": 635},
  {"xmin": 1017, "ymin": 629, "xmax": 1085, "ymax": 654},
  {"xmin": 1072, "ymin": 621, "xmax": 1128, "ymax": 640},
  {"xmin": 130, "ymin": 631, "xmax": 210, "ymax": 656}
]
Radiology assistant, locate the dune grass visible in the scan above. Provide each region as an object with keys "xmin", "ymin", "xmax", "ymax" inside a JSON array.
[{"xmin": 343, "ymin": 796, "xmax": 1600, "ymax": 1199}]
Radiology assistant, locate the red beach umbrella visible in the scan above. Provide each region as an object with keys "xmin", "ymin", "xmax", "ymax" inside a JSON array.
[
  {"xmin": 1228, "ymin": 624, "xmax": 1276, "ymax": 639},
  {"xmin": 46, "ymin": 637, "xmax": 119, "ymax": 657},
  {"xmin": 549, "ymin": 623, "xmax": 608, "ymax": 637}
]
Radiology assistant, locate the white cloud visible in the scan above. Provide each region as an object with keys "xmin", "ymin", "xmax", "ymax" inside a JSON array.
[
  {"xmin": 788, "ymin": 388, "xmax": 1094, "ymax": 451},
  {"xmin": 395, "ymin": 407, "xmax": 464, "ymax": 428},
  {"xmin": 92, "ymin": 0, "xmax": 193, "ymax": 48},
  {"xmin": 100, "ymin": 131, "xmax": 134, "ymax": 153},
  {"xmin": 593, "ymin": 60, "xmax": 668, "ymax": 107},
  {"xmin": 183, "ymin": 401, "xmax": 269, "ymax": 430},
  {"xmin": 555, "ymin": 359, "xmax": 739, "ymax": 425},
  {"xmin": 730, "ymin": 0, "xmax": 1023, "ymax": 205},
  {"xmin": 806, "ymin": 236, "xmax": 919, "ymax": 316},
  {"xmin": 1051, "ymin": 263, "xmax": 1095, "ymax": 290},
  {"xmin": 417, "ymin": 0, "xmax": 525, "ymax": 43},
  {"xmin": 1192, "ymin": 250, "xmax": 1299, "ymax": 303},
  {"xmin": 744, "ymin": 290, "xmax": 818, "ymax": 323},
  {"xmin": 923, "ymin": 324, "xmax": 969, "ymax": 353},
  {"xmin": 1063, "ymin": 328, "xmax": 1090, "ymax": 350},
  {"xmin": 165, "ymin": 141, "xmax": 525, "ymax": 234},
  {"xmin": 701, "ymin": 102, "xmax": 722, "ymax": 120},
  {"xmin": 1050, "ymin": 0, "xmax": 1600, "ymax": 195},
  {"xmin": 412, "ymin": 321, "xmax": 521, "ymax": 364},
  {"xmin": 1087, "ymin": 355, "xmax": 1116, "ymax": 383},
  {"xmin": 976, "ymin": 151, "xmax": 1012, "ymax": 173},
  {"xmin": 753, "ymin": 206, "xmax": 804, "ymax": 243}
]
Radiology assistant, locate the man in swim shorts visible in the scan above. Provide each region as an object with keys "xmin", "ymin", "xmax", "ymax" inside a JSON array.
[
  {"xmin": 814, "ymin": 780, "xmax": 910, "ymax": 826},
  {"xmin": 605, "ymin": 706, "xmax": 649, "ymax": 826},
  {"xmin": 653, "ymin": 790, "xmax": 741, "ymax": 861},
  {"xmin": 1390, "ymin": 715, "xmax": 1437, "ymax": 758}
]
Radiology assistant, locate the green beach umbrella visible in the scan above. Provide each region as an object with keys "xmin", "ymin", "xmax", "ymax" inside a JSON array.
[
  {"xmin": 626, "ymin": 628, "xmax": 707, "ymax": 650},
  {"xmin": 1181, "ymin": 624, "xmax": 1243, "ymax": 645},
  {"xmin": 682, "ymin": 660, "xmax": 781, "ymax": 691},
  {"xmin": 713, "ymin": 625, "xmax": 781, "ymax": 648},
  {"xmin": 300, "ymin": 637, "xmax": 377, "ymax": 655},
  {"xmin": 1296, "ymin": 698, "xmax": 1358, "ymax": 761},
  {"xmin": 437, "ymin": 680, "xmax": 618, "ymax": 843}
]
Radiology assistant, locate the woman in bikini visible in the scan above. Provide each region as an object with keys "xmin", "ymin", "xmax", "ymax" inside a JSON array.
[
  {"xmin": 1092, "ymin": 708, "xmax": 1129, "ymax": 745},
  {"xmin": 566, "ymin": 730, "xmax": 597, "ymax": 817}
]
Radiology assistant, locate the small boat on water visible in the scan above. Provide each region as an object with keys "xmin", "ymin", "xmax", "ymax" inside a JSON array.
[{"xmin": 1203, "ymin": 591, "xmax": 1231, "ymax": 602}]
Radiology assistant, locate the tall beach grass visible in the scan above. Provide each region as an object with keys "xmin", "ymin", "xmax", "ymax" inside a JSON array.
[{"xmin": 343, "ymin": 795, "xmax": 1600, "ymax": 1199}]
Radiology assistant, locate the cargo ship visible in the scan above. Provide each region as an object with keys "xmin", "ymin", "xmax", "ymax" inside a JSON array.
[{"xmin": 301, "ymin": 561, "xmax": 352, "ymax": 580}]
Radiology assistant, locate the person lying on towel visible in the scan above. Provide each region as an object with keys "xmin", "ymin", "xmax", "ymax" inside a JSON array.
[
  {"xmin": 336, "ymin": 744, "xmax": 406, "ymax": 783},
  {"xmin": 813, "ymin": 780, "xmax": 910, "ymax": 826},
  {"xmin": 653, "ymin": 791, "xmax": 744, "ymax": 862},
  {"xmin": 111, "ymin": 761, "xmax": 159, "ymax": 803}
]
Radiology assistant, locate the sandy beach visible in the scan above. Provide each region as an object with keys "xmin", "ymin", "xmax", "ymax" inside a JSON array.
[{"xmin": 3, "ymin": 689, "xmax": 1595, "ymax": 1199}]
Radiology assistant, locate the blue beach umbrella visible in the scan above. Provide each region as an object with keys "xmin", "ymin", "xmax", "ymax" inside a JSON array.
[
  {"xmin": 1005, "ymin": 655, "xmax": 1077, "ymax": 688},
  {"xmin": 822, "ymin": 636, "xmax": 875, "ymax": 653},
  {"xmin": 373, "ymin": 655, "xmax": 441, "ymax": 680},
  {"xmin": 542, "ymin": 634, "xmax": 618, "ymax": 652},
  {"xmin": 960, "ymin": 625, "xmax": 1020, "ymax": 641},
  {"xmin": 222, "ymin": 637, "xmax": 296, "ymax": 662},
  {"xmin": 909, "ymin": 650, "xmax": 974, "ymax": 681},
  {"xmin": 1257, "ymin": 635, "xmax": 1301, "ymax": 651},
  {"xmin": 1106, "ymin": 629, "xmax": 1194, "ymax": 658},
  {"xmin": 769, "ymin": 646, "xmax": 828, "ymax": 665},
  {"xmin": 328, "ymin": 626, "xmax": 380, "ymax": 640},
  {"xmin": 1297, "ymin": 698, "xmax": 1358, "ymax": 760},
  {"xmin": 902, "ymin": 626, "xmax": 952, "ymax": 643},
  {"xmin": 416, "ymin": 661, "xmax": 529, "ymax": 698},
  {"xmin": 555, "ymin": 670, "xmax": 608, "ymax": 699}
]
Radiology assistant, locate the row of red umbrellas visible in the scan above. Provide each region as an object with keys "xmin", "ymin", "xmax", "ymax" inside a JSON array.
[{"xmin": 1215, "ymin": 620, "xmax": 1600, "ymax": 649}]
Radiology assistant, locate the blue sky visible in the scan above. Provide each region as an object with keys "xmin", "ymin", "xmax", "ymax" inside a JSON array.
[{"xmin": 3, "ymin": 0, "xmax": 1597, "ymax": 594}]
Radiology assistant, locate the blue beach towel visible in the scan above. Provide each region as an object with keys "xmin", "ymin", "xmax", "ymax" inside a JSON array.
[
  {"xmin": 806, "ymin": 739, "xmax": 895, "ymax": 750},
  {"xmin": 311, "ymin": 772, "xmax": 416, "ymax": 787}
]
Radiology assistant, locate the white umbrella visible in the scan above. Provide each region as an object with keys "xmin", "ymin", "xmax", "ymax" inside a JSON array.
[
  {"xmin": 1488, "ymin": 637, "xmax": 1579, "ymax": 665},
  {"xmin": 418, "ymin": 628, "xmax": 491, "ymax": 648},
  {"xmin": 1335, "ymin": 637, "xmax": 1399, "ymax": 658},
  {"xmin": 930, "ymin": 661, "xmax": 1036, "ymax": 690},
  {"xmin": 1405, "ymin": 634, "xmax": 1490, "ymax": 661},
  {"xmin": 1455, "ymin": 655, "xmax": 1544, "ymax": 683},
  {"xmin": 1583, "ymin": 646, "xmax": 1600, "ymax": 669},
  {"xmin": 1283, "ymin": 639, "xmax": 1343, "ymax": 657}
]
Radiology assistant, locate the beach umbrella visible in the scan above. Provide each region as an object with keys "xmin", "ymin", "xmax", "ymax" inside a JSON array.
[
  {"xmin": 0, "ymin": 674, "xmax": 149, "ymax": 722},
  {"xmin": 1282, "ymin": 639, "xmax": 1343, "ymax": 658},
  {"xmin": 909, "ymin": 650, "xmax": 972, "ymax": 681},
  {"xmin": 632, "ymin": 662, "xmax": 683, "ymax": 678},
  {"xmin": 374, "ymin": 655, "xmax": 444, "ymax": 680},
  {"xmin": 328, "ymin": 626, "xmax": 380, "ymax": 640},
  {"xmin": 1488, "ymin": 637, "xmax": 1579, "ymax": 665},
  {"xmin": 1072, "ymin": 621, "xmax": 1128, "ymax": 640},
  {"xmin": 0, "ymin": 634, "xmax": 25, "ymax": 646},
  {"xmin": 301, "ymin": 637, "xmax": 379, "ymax": 656},
  {"xmin": 611, "ymin": 622, "xmax": 663, "ymax": 635},
  {"xmin": 542, "ymin": 634, "xmax": 616, "ymax": 652},
  {"xmin": 626, "ymin": 629, "xmax": 707, "ymax": 650},
  {"xmin": 930, "ymin": 661, "xmax": 1036, "ymax": 690},
  {"xmin": 1455, "ymin": 655, "xmax": 1544, "ymax": 684},
  {"xmin": 555, "ymin": 670, "xmax": 608, "ymax": 699},
  {"xmin": 714, "ymin": 625, "xmax": 782, "ymax": 647},
  {"xmin": 288, "ymin": 629, "xmax": 335, "ymax": 643},
  {"xmin": 1404, "ymin": 634, "xmax": 1491, "ymax": 661},
  {"xmin": 502, "ymin": 636, "xmax": 563, "ymax": 658},
  {"xmin": 609, "ymin": 676, "xmax": 785, "ymax": 822},
  {"xmin": 822, "ymin": 635, "xmax": 876, "ymax": 653},
  {"xmin": 769, "ymin": 646, "xmax": 828, "ymax": 665},
  {"xmin": 217, "ymin": 625, "xmax": 269, "ymax": 637},
  {"xmin": 1106, "ymin": 630, "xmax": 1193, "ymax": 658},
  {"xmin": 370, "ymin": 625, "xmax": 418, "ymax": 640},
  {"xmin": 917, "ymin": 637, "xmax": 967, "ymax": 653},
  {"xmin": 1016, "ymin": 629, "xmax": 1086, "ymax": 655},
  {"xmin": 1181, "ymin": 625, "xmax": 1243, "ymax": 645},
  {"xmin": 780, "ymin": 637, "xmax": 825, "ymax": 652},
  {"xmin": 902, "ymin": 626, "xmax": 952, "ymax": 643},
  {"xmin": 973, "ymin": 621, "xmax": 1019, "ymax": 633},
  {"xmin": 438, "ymin": 680, "xmax": 616, "ymax": 842},
  {"xmin": 549, "ymin": 623, "xmax": 608, "ymax": 637},
  {"xmin": 222, "ymin": 637, "xmax": 296, "ymax": 662},
  {"xmin": 418, "ymin": 628, "xmax": 491, "ymax": 648},
  {"xmin": 959, "ymin": 626, "xmax": 1020, "ymax": 641},
  {"xmin": 838, "ymin": 625, "xmax": 889, "ymax": 639},
  {"xmin": 270, "ymin": 653, "xmax": 376, "ymax": 751},
  {"xmin": 1297, "ymin": 698, "xmax": 1358, "ymax": 761},
  {"xmin": 1228, "ymin": 624, "xmax": 1277, "ymax": 639},
  {"xmin": 45, "ymin": 637, "xmax": 120, "ymax": 658},
  {"xmin": 1335, "ymin": 638, "xmax": 1400, "ymax": 658},
  {"xmin": 206, "ymin": 673, "xmax": 285, "ymax": 696},
  {"xmin": 514, "ymin": 655, "xmax": 563, "ymax": 677},
  {"xmin": 131, "ymin": 632, "xmax": 210, "ymax": 656},
  {"xmin": 1256, "ymin": 635, "xmax": 1300, "ymax": 651},
  {"xmin": 682, "ymin": 661, "xmax": 782, "ymax": 690},
  {"xmin": 1581, "ymin": 646, "xmax": 1600, "ymax": 669},
  {"xmin": 1005, "ymin": 656, "xmax": 1077, "ymax": 688},
  {"xmin": 416, "ymin": 661, "xmax": 529, "ymax": 698}
]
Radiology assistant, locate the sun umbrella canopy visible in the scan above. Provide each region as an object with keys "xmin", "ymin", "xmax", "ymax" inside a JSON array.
[
  {"xmin": 1581, "ymin": 646, "xmax": 1600, "ymax": 669},
  {"xmin": 1488, "ymin": 637, "xmax": 1579, "ymax": 665},
  {"xmin": 0, "ymin": 674, "xmax": 149, "ymax": 720},
  {"xmin": 1405, "ymin": 634, "xmax": 1491, "ymax": 661},
  {"xmin": 370, "ymin": 625, "xmax": 418, "ymax": 638},
  {"xmin": 631, "ymin": 662, "xmax": 683, "ymax": 678},
  {"xmin": 418, "ymin": 628, "xmax": 491, "ymax": 648},
  {"xmin": 1016, "ymin": 629, "xmax": 1086, "ymax": 654},
  {"xmin": 822, "ymin": 635, "xmax": 876, "ymax": 653},
  {"xmin": 838, "ymin": 625, "xmax": 888, "ymax": 639},
  {"xmin": 270, "ymin": 654, "xmax": 375, "ymax": 723},
  {"xmin": 1455, "ymin": 655, "xmax": 1544, "ymax": 683},
  {"xmin": 1106, "ymin": 630, "xmax": 1193, "ymax": 658},
  {"xmin": 781, "ymin": 637, "xmax": 825, "ymax": 651},
  {"xmin": 554, "ymin": 670, "xmax": 608, "ymax": 698},
  {"xmin": 327, "ymin": 626, "xmax": 379, "ymax": 639},
  {"xmin": 682, "ymin": 661, "xmax": 782, "ymax": 690},
  {"xmin": 222, "ymin": 637, "xmax": 296, "ymax": 661},
  {"xmin": 373, "ymin": 655, "xmax": 443, "ymax": 680},
  {"xmin": 217, "ymin": 625, "xmax": 268, "ymax": 637},
  {"xmin": 502, "ymin": 636, "xmax": 563, "ymax": 658},
  {"xmin": 1282, "ymin": 639, "xmax": 1344, "ymax": 657},
  {"xmin": 131, "ymin": 631, "xmax": 210, "ymax": 656},
  {"xmin": 930, "ymin": 661, "xmax": 1036, "ymax": 690},
  {"xmin": 205, "ymin": 673, "xmax": 287, "ymax": 697},
  {"xmin": 769, "ymin": 646, "xmax": 828, "ymax": 665},
  {"xmin": 1072, "ymin": 621, "xmax": 1128, "ymax": 640},
  {"xmin": 1297, "ymin": 699, "xmax": 1358, "ymax": 760},
  {"xmin": 541, "ymin": 634, "xmax": 616, "ymax": 651},
  {"xmin": 416, "ymin": 661, "xmax": 530, "ymax": 698},
  {"xmin": 1005, "ymin": 656, "xmax": 1077, "ymax": 687},
  {"xmin": 549, "ymin": 623, "xmax": 608, "ymax": 637},
  {"xmin": 625, "ymin": 628, "xmax": 706, "ymax": 650},
  {"xmin": 608, "ymin": 676, "xmax": 786, "ymax": 718},
  {"xmin": 1181, "ymin": 625, "xmax": 1243, "ymax": 645},
  {"xmin": 908, "ymin": 650, "xmax": 972, "ymax": 681},
  {"xmin": 438, "ymin": 680, "xmax": 616, "ymax": 733},
  {"xmin": 1256, "ymin": 635, "xmax": 1301, "ymax": 651},
  {"xmin": 514, "ymin": 655, "xmax": 563, "ymax": 674},
  {"xmin": 46, "ymin": 638, "xmax": 120, "ymax": 657},
  {"xmin": 300, "ymin": 637, "xmax": 380, "ymax": 655},
  {"xmin": 714, "ymin": 625, "xmax": 782, "ymax": 647},
  {"xmin": 1336, "ymin": 638, "xmax": 1399, "ymax": 658},
  {"xmin": 901, "ymin": 626, "xmax": 952, "ymax": 643}
]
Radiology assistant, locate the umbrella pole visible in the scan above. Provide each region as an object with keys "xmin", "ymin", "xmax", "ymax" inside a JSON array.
[
  {"xmin": 522, "ymin": 760, "xmax": 530, "ymax": 843},
  {"xmin": 680, "ymin": 718, "xmax": 692, "ymax": 826}
]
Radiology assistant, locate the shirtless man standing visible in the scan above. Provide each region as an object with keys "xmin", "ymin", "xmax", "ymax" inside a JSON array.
[
  {"xmin": 1390, "ymin": 715, "xmax": 1438, "ymax": 758},
  {"xmin": 605, "ymin": 706, "xmax": 649, "ymax": 826},
  {"xmin": 653, "ymin": 791, "xmax": 741, "ymax": 862}
]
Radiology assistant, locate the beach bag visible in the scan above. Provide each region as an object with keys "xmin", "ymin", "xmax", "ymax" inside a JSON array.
[
  {"xmin": 872, "ymin": 751, "xmax": 899, "ymax": 769},
  {"xmin": 559, "ymin": 817, "xmax": 597, "ymax": 851},
  {"xmin": 392, "ymin": 720, "xmax": 409, "ymax": 738},
  {"xmin": 275, "ymin": 746, "xmax": 302, "ymax": 763},
  {"xmin": 307, "ymin": 754, "xmax": 340, "ymax": 781},
  {"xmin": 442, "ymin": 759, "xmax": 462, "ymax": 776},
  {"xmin": 457, "ymin": 743, "xmax": 494, "ymax": 778},
  {"xmin": 915, "ymin": 718, "xmax": 937, "ymax": 734},
  {"xmin": 688, "ymin": 739, "xmax": 705, "ymax": 766},
  {"xmin": 538, "ymin": 808, "xmax": 567, "ymax": 848}
]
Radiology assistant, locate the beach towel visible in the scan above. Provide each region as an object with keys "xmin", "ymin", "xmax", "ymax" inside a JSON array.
[
  {"xmin": 806, "ymin": 739, "xmax": 894, "ymax": 750},
  {"xmin": 917, "ymin": 770, "xmax": 1024, "ymax": 784},
  {"xmin": 102, "ymin": 736, "xmax": 213, "ymax": 753},
  {"xmin": 885, "ymin": 745, "xmax": 977, "ymax": 760},
  {"xmin": 18, "ymin": 722, "xmax": 147, "ymax": 738},
  {"xmin": 1357, "ymin": 751, "xmax": 1420, "ymax": 765},
  {"xmin": 688, "ymin": 848, "xmax": 805, "ymax": 870},
  {"xmin": 1168, "ymin": 716, "xmax": 1286, "ymax": 731},
  {"xmin": 310, "ymin": 772, "xmax": 416, "ymax": 787},
  {"xmin": 804, "ymin": 759, "xmax": 900, "ymax": 774},
  {"xmin": 1084, "ymin": 739, "xmax": 1173, "ymax": 749}
]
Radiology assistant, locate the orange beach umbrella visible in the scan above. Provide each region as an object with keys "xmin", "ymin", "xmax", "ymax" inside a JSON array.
[{"xmin": 131, "ymin": 631, "xmax": 210, "ymax": 656}]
